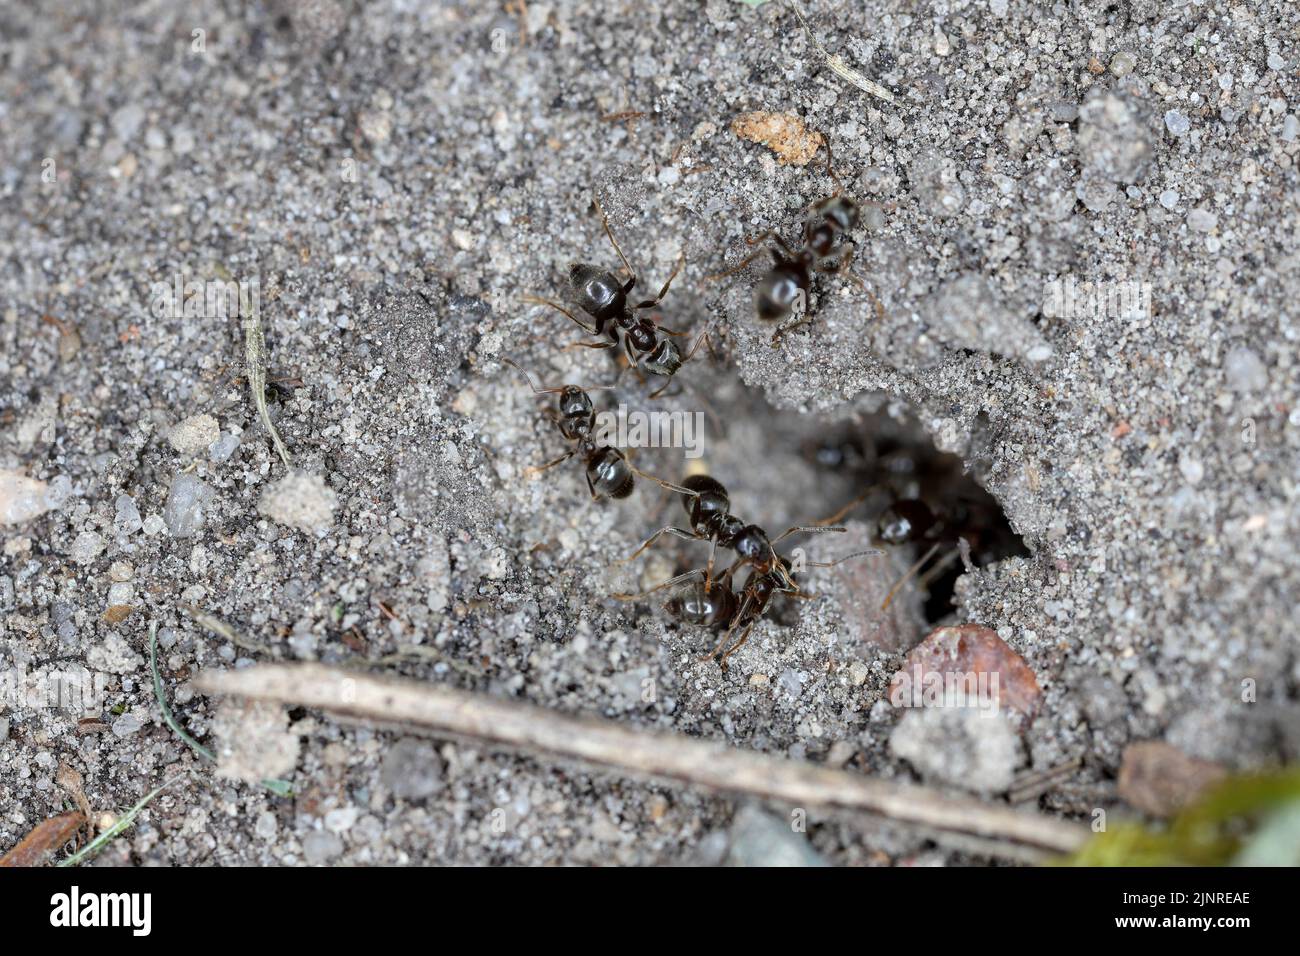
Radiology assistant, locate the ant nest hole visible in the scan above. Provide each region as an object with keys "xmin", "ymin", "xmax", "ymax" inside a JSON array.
[{"xmin": 654, "ymin": 384, "xmax": 1029, "ymax": 655}]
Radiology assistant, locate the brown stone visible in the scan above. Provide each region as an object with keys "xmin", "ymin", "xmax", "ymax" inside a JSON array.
[{"xmin": 887, "ymin": 624, "xmax": 1042, "ymax": 726}]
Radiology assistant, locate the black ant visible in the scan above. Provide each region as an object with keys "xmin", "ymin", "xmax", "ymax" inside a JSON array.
[
  {"xmin": 615, "ymin": 473, "xmax": 878, "ymax": 668},
  {"xmin": 616, "ymin": 474, "xmax": 859, "ymax": 591},
  {"xmin": 503, "ymin": 358, "xmax": 698, "ymax": 501},
  {"xmin": 708, "ymin": 134, "xmax": 872, "ymax": 346},
  {"xmin": 522, "ymin": 199, "xmax": 713, "ymax": 397}
]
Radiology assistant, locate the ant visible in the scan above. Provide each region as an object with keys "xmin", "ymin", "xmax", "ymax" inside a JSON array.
[
  {"xmin": 522, "ymin": 199, "xmax": 713, "ymax": 398},
  {"xmin": 617, "ymin": 473, "xmax": 860, "ymax": 592},
  {"xmin": 708, "ymin": 134, "xmax": 871, "ymax": 346},
  {"xmin": 615, "ymin": 473, "xmax": 878, "ymax": 668},
  {"xmin": 503, "ymin": 358, "xmax": 699, "ymax": 501}
]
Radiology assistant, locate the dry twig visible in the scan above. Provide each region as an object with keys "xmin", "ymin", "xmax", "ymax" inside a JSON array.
[{"xmin": 195, "ymin": 663, "xmax": 1088, "ymax": 859}]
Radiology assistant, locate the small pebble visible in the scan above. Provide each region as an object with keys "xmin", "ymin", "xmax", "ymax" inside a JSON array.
[
  {"xmin": 164, "ymin": 473, "xmax": 213, "ymax": 538},
  {"xmin": 301, "ymin": 829, "xmax": 344, "ymax": 865},
  {"xmin": 1164, "ymin": 110, "xmax": 1190, "ymax": 136},
  {"xmin": 1109, "ymin": 52, "xmax": 1136, "ymax": 76},
  {"xmin": 381, "ymin": 738, "xmax": 444, "ymax": 800},
  {"xmin": 114, "ymin": 494, "xmax": 142, "ymax": 537},
  {"xmin": 257, "ymin": 471, "xmax": 337, "ymax": 534},
  {"xmin": 71, "ymin": 530, "xmax": 106, "ymax": 566},
  {"xmin": 1224, "ymin": 347, "xmax": 1268, "ymax": 393},
  {"xmin": 168, "ymin": 413, "xmax": 220, "ymax": 455},
  {"xmin": 111, "ymin": 713, "xmax": 143, "ymax": 737}
]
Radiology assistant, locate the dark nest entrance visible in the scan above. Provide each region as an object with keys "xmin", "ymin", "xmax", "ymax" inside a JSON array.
[{"xmin": 802, "ymin": 410, "xmax": 1029, "ymax": 624}]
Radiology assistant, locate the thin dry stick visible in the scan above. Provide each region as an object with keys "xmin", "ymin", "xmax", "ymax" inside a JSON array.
[
  {"xmin": 195, "ymin": 663, "xmax": 1088, "ymax": 858},
  {"xmin": 786, "ymin": 0, "xmax": 895, "ymax": 104},
  {"xmin": 244, "ymin": 306, "xmax": 291, "ymax": 468}
]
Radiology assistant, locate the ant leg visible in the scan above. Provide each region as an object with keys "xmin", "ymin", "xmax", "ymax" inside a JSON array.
[
  {"xmin": 716, "ymin": 623, "xmax": 755, "ymax": 669},
  {"xmin": 613, "ymin": 567, "xmax": 707, "ymax": 601},
  {"xmin": 521, "ymin": 294, "xmax": 597, "ymax": 334},
  {"xmin": 744, "ymin": 230, "xmax": 795, "ymax": 257},
  {"xmin": 647, "ymin": 378, "xmax": 675, "ymax": 400},
  {"xmin": 634, "ymin": 253, "xmax": 685, "ymax": 309},
  {"xmin": 880, "ymin": 542, "xmax": 942, "ymax": 611},
  {"xmin": 915, "ymin": 546, "xmax": 962, "ymax": 590},
  {"xmin": 703, "ymin": 246, "xmax": 772, "ymax": 282},
  {"xmin": 808, "ymin": 485, "xmax": 882, "ymax": 528},
  {"xmin": 561, "ymin": 340, "xmax": 618, "ymax": 352},
  {"xmin": 594, "ymin": 197, "xmax": 637, "ymax": 279},
  {"xmin": 771, "ymin": 525, "xmax": 848, "ymax": 546},
  {"xmin": 615, "ymin": 526, "xmax": 703, "ymax": 566},
  {"xmin": 524, "ymin": 449, "xmax": 576, "ymax": 479},
  {"xmin": 819, "ymin": 246, "xmax": 885, "ymax": 322},
  {"xmin": 681, "ymin": 328, "xmax": 715, "ymax": 363},
  {"xmin": 703, "ymin": 592, "xmax": 755, "ymax": 663},
  {"xmin": 629, "ymin": 466, "xmax": 703, "ymax": 498},
  {"xmin": 770, "ymin": 311, "xmax": 815, "ymax": 347},
  {"xmin": 703, "ymin": 536, "xmax": 720, "ymax": 593},
  {"xmin": 817, "ymin": 129, "xmax": 844, "ymax": 197}
]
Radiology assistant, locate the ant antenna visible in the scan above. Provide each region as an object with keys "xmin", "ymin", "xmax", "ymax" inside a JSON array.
[
  {"xmin": 805, "ymin": 548, "xmax": 883, "ymax": 569},
  {"xmin": 521, "ymin": 294, "xmax": 598, "ymax": 334},
  {"xmin": 880, "ymin": 541, "xmax": 941, "ymax": 611},
  {"xmin": 819, "ymin": 130, "xmax": 844, "ymax": 197},
  {"xmin": 593, "ymin": 196, "xmax": 637, "ymax": 278},
  {"xmin": 502, "ymin": 357, "xmax": 612, "ymax": 395}
]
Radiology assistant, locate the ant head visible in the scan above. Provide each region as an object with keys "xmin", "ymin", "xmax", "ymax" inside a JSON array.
[
  {"xmin": 814, "ymin": 195, "xmax": 859, "ymax": 233},
  {"xmin": 640, "ymin": 337, "xmax": 682, "ymax": 378},
  {"xmin": 569, "ymin": 263, "xmax": 626, "ymax": 324},
  {"xmin": 557, "ymin": 386, "xmax": 593, "ymax": 425},
  {"xmin": 734, "ymin": 524, "xmax": 773, "ymax": 564},
  {"xmin": 877, "ymin": 499, "xmax": 935, "ymax": 545}
]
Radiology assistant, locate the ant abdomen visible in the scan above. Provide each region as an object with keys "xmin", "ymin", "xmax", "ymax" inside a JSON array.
[
  {"xmin": 569, "ymin": 263, "xmax": 626, "ymax": 324},
  {"xmin": 665, "ymin": 580, "xmax": 739, "ymax": 629},
  {"xmin": 682, "ymin": 475, "xmax": 730, "ymax": 522},
  {"xmin": 586, "ymin": 446, "xmax": 635, "ymax": 499},
  {"xmin": 755, "ymin": 266, "xmax": 808, "ymax": 322}
]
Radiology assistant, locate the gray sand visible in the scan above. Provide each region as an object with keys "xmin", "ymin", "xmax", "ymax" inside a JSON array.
[{"xmin": 0, "ymin": 0, "xmax": 1296, "ymax": 865}]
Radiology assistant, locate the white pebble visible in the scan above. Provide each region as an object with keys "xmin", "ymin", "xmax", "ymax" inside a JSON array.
[
  {"xmin": 168, "ymin": 413, "xmax": 221, "ymax": 455},
  {"xmin": 258, "ymin": 471, "xmax": 337, "ymax": 534}
]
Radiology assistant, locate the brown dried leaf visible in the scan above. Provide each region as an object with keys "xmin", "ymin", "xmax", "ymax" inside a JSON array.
[
  {"xmin": 56, "ymin": 762, "xmax": 93, "ymax": 825},
  {"xmin": 0, "ymin": 812, "xmax": 85, "ymax": 867},
  {"xmin": 730, "ymin": 111, "xmax": 823, "ymax": 166},
  {"xmin": 1118, "ymin": 741, "xmax": 1227, "ymax": 817}
]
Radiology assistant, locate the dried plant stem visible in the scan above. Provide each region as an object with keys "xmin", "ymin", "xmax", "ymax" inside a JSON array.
[
  {"xmin": 195, "ymin": 663, "xmax": 1088, "ymax": 859},
  {"xmin": 244, "ymin": 308, "xmax": 292, "ymax": 468},
  {"xmin": 785, "ymin": 0, "xmax": 895, "ymax": 104}
]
